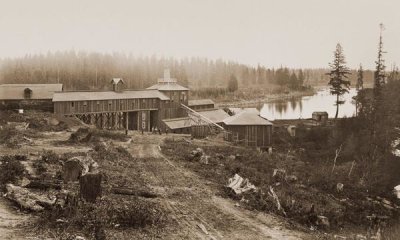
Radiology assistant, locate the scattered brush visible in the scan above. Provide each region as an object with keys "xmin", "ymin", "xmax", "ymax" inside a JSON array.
[
  {"xmin": 68, "ymin": 127, "xmax": 129, "ymax": 144},
  {"xmin": 0, "ymin": 155, "xmax": 26, "ymax": 185}
]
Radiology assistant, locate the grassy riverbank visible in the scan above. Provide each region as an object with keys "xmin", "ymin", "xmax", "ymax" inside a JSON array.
[
  {"xmin": 190, "ymin": 85, "xmax": 316, "ymax": 107},
  {"xmin": 216, "ymin": 88, "xmax": 316, "ymax": 108}
]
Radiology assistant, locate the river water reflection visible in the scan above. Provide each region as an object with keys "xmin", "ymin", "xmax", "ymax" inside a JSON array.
[{"xmin": 259, "ymin": 88, "xmax": 357, "ymax": 120}]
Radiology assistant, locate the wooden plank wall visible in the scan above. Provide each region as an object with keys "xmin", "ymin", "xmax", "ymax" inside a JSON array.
[
  {"xmin": 225, "ymin": 125, "xmax": 272, "ymax": 147},
  {"xmin": 53, "ymin": 90, "xmax": 191, "ymax": 132},
  {"xmin": 190, "ymin": 104, "xmax": 214, "ymax": 111},
  {"xmin": 191, "ymin": 125, "xmax": 210, "ymax": 138},
  {"xmin": 54, "ymin": 98, "xmax": 160, "ymax": 115}
]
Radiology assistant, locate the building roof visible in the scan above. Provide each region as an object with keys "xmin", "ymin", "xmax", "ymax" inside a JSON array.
[
  {"xmin": 312, "ymin": 111, "xmax": 328, "ymax": 115},
  {"xmin": 0, "ymin": 84, "xmax": 63, "ymax": 100},
  {"xmin": 147, "ymin": 69, "xmax": 189, "ymax": 91},
  {"xmin": 147, "ymin": 83, "xmax": 189, "ymax": 91},
  {"xmin": 197, "ymin": 109, "xmax": 229, "ymax": 123},
  {"xmin": 163, "ymin": 109, "xmax": 229, "ymax": 130},
  {"xmin": 229, "ymin": 108, "xmax": 260, "ymax": 115},
  {"xmin": 163, "ymin": 117, "xmax": 191, "ymax": 130},
  {"xmin": 111, "ymin": 78, "xmax": 124, "ymax": 85},
  {"xmin": 223, "ymin": 111, "xmax": 273, "ymax": 126},
  {"xmin": 52, "ymin": 89, "xmax": 169, "ymax": 102},
  {"xmin": 189, "ymin": 99, "xmax": 215, "ymax": 107}
]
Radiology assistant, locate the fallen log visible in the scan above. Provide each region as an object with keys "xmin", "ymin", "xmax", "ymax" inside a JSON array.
[
  {"xmin": 25, "ymin": 180, "xmax": 62, "ymax": 190},
  {"xmin": 5, "ymin": 184, "xmax": 55, "ymax": 212},
  {"xmin": 112, "ymin": 188, "xmax": 158, "ymax": 198}
]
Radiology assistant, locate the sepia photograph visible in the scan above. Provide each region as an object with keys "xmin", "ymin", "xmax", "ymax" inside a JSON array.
[{"xmin": 0, "ymin": 0, "xmax": 400, "ymax": 239}]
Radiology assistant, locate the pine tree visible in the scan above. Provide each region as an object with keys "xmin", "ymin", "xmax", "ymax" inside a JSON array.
[
  {"xmin": 387, "ymin": 64, "xmax": 399, "ymax": 83},
  {"xmin": 227, "ymin": 74, "xmax": 238, "ymax": 92},
  {"xmin": 298, "ymin": 69, "xmax": 305, "ymax": 88},
  {"xmin": 327, "ymin": 43, "xmax": 351, "ymax": 119},
  {"xmin": 356, "ymin": 64, "xmax": 364, "ymax": 91},
  {"xmin": 289, "ymin": 71, "xmax": 298, "ymax": 90},
  {"xmin": 374, "ymin": 23, "xmax": 386, "ymax": 97},
  {"xmin": 354, "ymin": 64, "xmax": 364, "ymax": 116}
]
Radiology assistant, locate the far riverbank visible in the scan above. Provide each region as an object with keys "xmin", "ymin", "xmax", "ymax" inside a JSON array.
[{"xmin": 215, "ymin": 88, "xmax": 316, "ymax": 108}]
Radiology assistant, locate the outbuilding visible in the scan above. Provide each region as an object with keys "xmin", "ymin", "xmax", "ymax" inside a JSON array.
[
  {"xmin": 0, "ymin": 83, "xmax": 63, "ymax": 111},
  {"xmin": 188, "ymin": 99, "xmax": 215, "ymax": 110},
  {"xmin": 223, "ymin": 111, "xmax": 273, "ymax": 148},
  {"xmin": 312, "ymin": 111, "xmax": 328, "ymax": 125}
]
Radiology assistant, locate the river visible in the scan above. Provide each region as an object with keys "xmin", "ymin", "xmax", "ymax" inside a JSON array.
[{"xmin": 258, "ymin": 88, "xmax": 357, "ymax": 120}]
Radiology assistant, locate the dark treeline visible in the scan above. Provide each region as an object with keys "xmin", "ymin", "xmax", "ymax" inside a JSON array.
[{"xmin": 0, "ymin": 51, "xmax": 374, "ymax": 90}]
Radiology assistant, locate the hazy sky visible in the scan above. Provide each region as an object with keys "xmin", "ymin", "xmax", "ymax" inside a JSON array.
[{"xmin": 0, "ymin": 0, "xmax": 399, "ymax": 69}]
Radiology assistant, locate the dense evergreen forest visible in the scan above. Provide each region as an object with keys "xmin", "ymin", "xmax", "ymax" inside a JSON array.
[{"xmin": 0, "ymin": 51, "xmax": 374, "ymax": 91}]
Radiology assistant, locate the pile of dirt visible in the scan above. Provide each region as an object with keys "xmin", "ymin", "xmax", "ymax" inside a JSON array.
[{"xmin": 0, "ymin": 110, "xmax": 85, "ymax": 133}]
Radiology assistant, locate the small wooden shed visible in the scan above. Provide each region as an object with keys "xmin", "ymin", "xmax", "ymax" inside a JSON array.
[
  {"xmin": 188, "ymin": 99, "xmax": 215, "ymax": 110},
  {"xmin": 312, "ymin": 111, "xmax": 328, "ymax": 125},
  {"xmin": 223, "ymin": 111, "xmax": 273, "ymax": 148}
]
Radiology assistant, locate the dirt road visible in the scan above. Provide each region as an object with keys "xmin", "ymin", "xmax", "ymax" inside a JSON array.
[
  {"xmin": 123, "ymin": 133, "xmax": 309, "ymax": 240},
  {"xmin": 0, "ymin": 198, "xmax": 30, "ymax": 240}
]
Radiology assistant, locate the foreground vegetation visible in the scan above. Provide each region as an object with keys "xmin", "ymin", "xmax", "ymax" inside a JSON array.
[{"xmin": 162, "ymin": 131, "xmax": 399, "ymax": 238}]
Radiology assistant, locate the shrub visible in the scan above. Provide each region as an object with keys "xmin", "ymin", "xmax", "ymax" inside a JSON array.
[
  {"xmin": 102, "ymin": 198, "xmax": 166, "ymax": 227},
  {"xmin": 0, "ymin": 126, "xmax": 19, "ymax": 148},
  {"xmin": 91, "ymin": 129, "xmax": 128, "ymax": 141},
  {"xmin": 0, "ymin": 156, "xmax": 26, "ymax": 184},
  {"xmin": 41, "ymin": 150, "xmax": 59, "ymax": 163},
  {"xmin": 43, "ymin": 196, "xmax": 167, "ymax": 231},
  {"xmin": 69, "ymin": 128, "xmax": 128, "ymax": 144}
]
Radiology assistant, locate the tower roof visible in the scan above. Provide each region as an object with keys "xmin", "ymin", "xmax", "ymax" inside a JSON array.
[{"xmin": 146, "ymin": 69, "xmax": 189, "ymax": 91}]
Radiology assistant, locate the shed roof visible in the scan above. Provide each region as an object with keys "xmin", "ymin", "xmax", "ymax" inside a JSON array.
[
  {"xmin": 147, "ymin": 83, "xmax": 189, "ymax": 91},
  {"xmin": 189, "ymin": 99, "xmax": 215, "ymax": 106},
  {"xmin": 0, "ymin": 84, "xmax": 63, "ymax": 100},
  {"xmin": 163, "ymin": 108, "xmax": 229, "ymax": 130},
  {"xmin": 52, "ymin": 89, "xmax": 169, "ymax": 102},
  {"xmin": 163, "ymin": 117, "xmax": 191, "ymax": 130},
  {"xmin": 312, "ymin": 111, "xmax": 328, "ymax": 115},
  {"xmin": 229, "ymin": 108, "xmax": 259, "ymax": 115},
  {"xmin": 223, "ymin": 111, "xmax": 272, "ymax": 126},
  {"xmin": 197, "ymin": 109, "xmax": 229, "ymax": 123}
]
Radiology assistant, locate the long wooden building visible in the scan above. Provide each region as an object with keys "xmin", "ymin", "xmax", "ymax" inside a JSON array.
[{"xmin": 53, "ymin": 70, "xmax": 189, "ymax": 131}]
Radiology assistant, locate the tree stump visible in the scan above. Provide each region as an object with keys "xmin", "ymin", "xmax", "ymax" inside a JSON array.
[
  {"xmin": 63, "ymin": 158, "xmax": 83, "ymax": 183},
  {"xmin": 79, "ymin": 172, "xmax": 102, "ymax": 203}
]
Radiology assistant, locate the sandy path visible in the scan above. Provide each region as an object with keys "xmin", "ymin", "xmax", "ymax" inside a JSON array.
[{"xmin": 0, "ymin": 198, "xmax": 30, "ymax": 240}]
